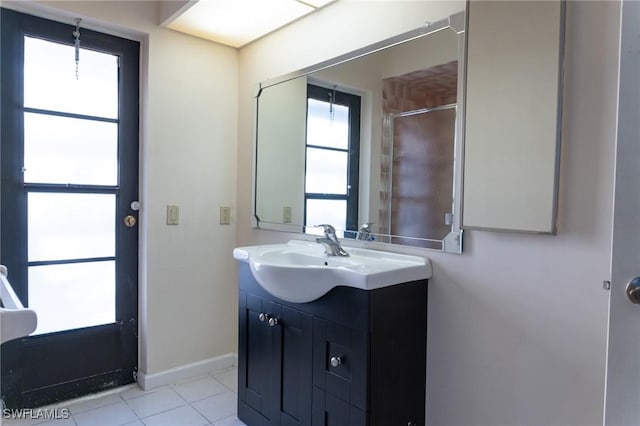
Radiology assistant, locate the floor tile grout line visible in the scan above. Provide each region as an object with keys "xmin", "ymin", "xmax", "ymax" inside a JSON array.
[
  {"xmin": 72, "ymin": 396, "xmax": 143, "ymax": 426},
  {"xmin": 191, "ymin": 402, "xmax": 211, "ymax": 424},
  {"xmin": 68, "ymin": 396, "xmax": 125, "ymax": 417},
  {"xmin": 144, "ymin": 386, "xmax": 190, "ymax": 420},
  {"xmin": 170, "ymin": 380, "xmax": 233, "ymax": 404},
  {"xmin": 212, "ymin": 377, "xmax": 237, "ymax": 394},
  {"xmin": 118, "ymin": 385, "xmax": 171, "ymax": 403},
  {"xmin": 122, "ymin": 392, "xmax": 188, "ymax": 422}
]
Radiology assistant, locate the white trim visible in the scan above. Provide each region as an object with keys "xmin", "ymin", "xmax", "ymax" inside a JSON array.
[{"xmin": 137, "ymin": 353, "xmax": 237, "ymax": 391}]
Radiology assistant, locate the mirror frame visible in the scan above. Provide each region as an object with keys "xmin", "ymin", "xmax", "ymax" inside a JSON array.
[{"xmin": 252, "ymin": 12, "xmax": 466, "ymax": 254}]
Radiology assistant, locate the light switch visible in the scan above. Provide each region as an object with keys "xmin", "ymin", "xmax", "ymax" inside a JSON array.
[
  {"xmin": 167, "ymin": 205, "xmax": 179, "ymax": 225},
  {"xmin": 283, "ymin": 206, "xmax": 292, "ymax": 224},
  {"xmin": 220, "ymin": 206, "xmax": 231, "ymax": 225}
]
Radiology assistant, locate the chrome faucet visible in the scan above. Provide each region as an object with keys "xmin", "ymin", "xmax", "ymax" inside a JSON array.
[
  {"xmin": 356, "ymin": 222, "xmax": 375, "ymax": 241},
  {"xmin": 315, "ymin": 224, "xmax": 349, "ymax": 257}
]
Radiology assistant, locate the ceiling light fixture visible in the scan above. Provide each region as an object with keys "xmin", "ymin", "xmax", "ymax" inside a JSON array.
[{"xmin": 166, "ymin": 0, "xmax": 336, "ymax": 48}]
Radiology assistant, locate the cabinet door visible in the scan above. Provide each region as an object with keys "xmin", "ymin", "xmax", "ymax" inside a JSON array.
[
  {"xmin": 239, "ymin": 292, "xmax": 313, "ymax": 426},
  {"xmin": 279, "ymin": 305, "xmax": 313, "ymax": 426},
  {"xmin": 238, "ymin": 291, "xmax": 280, "ymax": 425}
]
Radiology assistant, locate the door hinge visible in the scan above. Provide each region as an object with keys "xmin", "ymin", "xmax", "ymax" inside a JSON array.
[
  {"xmin": 132, "ymin": 367, "xmax": 138, "ymax": 382},
  {"xmin": 603, "ymin": 280, "xmax": 611, "ymax": 291}
]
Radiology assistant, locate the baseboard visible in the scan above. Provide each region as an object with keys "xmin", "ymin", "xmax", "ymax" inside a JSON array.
[{"xmin": 138, "ymin": 352, "xmax": 237, "ymax": 390}]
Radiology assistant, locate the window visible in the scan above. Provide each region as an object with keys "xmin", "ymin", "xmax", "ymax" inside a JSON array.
[{"xmin": 304, "ymin": 85, "xmax": 360, "ymax": 237}]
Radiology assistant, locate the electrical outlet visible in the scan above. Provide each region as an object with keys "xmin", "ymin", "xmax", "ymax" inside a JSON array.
[
  {"xmin": 220, "ymin": 206, "xmax": 231, "ymax": 225},
  {"xmin": 283, "ymin": 206, "xmax": 292, "ymax": 224},
  {"xmin": 167, "ymin": 205, "xmax": 179, "ymax": 225}
]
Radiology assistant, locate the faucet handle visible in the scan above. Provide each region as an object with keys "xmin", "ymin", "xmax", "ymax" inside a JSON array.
[
  {"xmin": 356, "ymin": 222, "xmax": 375, "ymax": 241},
  {"xmin": 316, "ymin": 224, "xmax": 336, "ymax": 236},
  {"xmin": 359, "ymin": 222, "xmax": 375, "ymax": 231}
]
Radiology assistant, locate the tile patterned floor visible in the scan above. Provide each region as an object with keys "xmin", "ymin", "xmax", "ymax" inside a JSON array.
[{"xmin": 2, "ymin": 366, "xmax": 247, "ymax": 426}]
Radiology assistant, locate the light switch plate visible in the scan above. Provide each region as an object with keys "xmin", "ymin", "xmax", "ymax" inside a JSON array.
[
  {"xmin": 167, "ymin": 205, "xmax": 179, "ymax": 225},
  {"xmin": 220, "ymin": 206, "xmax": 231, "ymax": 225},
  {"xmin": 283, "ymin": 206, "xmax": 292, "ymax": 224}
]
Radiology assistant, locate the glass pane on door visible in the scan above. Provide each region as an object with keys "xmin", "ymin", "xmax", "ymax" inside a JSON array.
[
  {"xmin": 28, "ymin": 261, "xmax": 116, "ymax": 335},
  {"xmin": 28, "ymin": 193, "xmax": 115, "ymax": 262},
  {"xmin": 24, "ymin": 112, "xmax": 118, "ymax": 185},
  {"xmin": 24, "ymin": 36, "xmax": 118, "ymax": 119}
]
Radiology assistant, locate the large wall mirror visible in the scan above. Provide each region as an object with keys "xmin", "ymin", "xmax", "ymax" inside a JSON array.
[{"xmin": 254, "ymin": 12, "xmax": 465, "ymax": 253}]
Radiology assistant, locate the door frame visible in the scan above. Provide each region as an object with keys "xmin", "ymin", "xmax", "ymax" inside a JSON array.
[{"xmin": 603, "ymin": 0, "xmax": 640, "ymax": 424}]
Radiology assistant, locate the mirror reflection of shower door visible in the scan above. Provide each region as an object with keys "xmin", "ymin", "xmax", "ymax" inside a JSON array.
[{"xmin": 388, "ymin": 105, "xmax": 456, "ymax": 247}]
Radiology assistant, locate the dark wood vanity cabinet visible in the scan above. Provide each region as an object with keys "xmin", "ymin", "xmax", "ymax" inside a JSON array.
[{"xmin": 237, "ymin": 263, "xmax": 427, "ymax": 426}]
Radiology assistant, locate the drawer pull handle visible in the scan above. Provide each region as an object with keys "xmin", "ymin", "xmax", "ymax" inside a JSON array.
[
  {"xmin": 268, "ymin": 317, "xmax": 279, "ymax": 327},
  {"xmin": 330, "ymin": 356, "xmax": 342, "ymax": 367},
  {"xmin": 258, "ymin": 313, "xmax": 267, "ymax": 322}
]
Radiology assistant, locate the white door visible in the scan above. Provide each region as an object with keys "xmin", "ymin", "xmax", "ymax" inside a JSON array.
[{"xmin": 603, "ymin": 1, "xmax": 640, "ymax": 424}]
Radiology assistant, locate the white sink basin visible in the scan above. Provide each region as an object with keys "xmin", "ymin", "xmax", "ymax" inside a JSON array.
[{"xmin": 233, "ymin": 240, "xmax": 432, "ymax": 303}]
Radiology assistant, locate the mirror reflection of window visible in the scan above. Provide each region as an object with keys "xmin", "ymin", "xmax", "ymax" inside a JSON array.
[{"xmin": 304, "ymin": 84, "xmax": 360, "ymax": 237}]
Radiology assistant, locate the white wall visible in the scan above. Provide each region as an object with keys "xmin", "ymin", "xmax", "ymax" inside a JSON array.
[
  {"xmin": 7, "ymin": 0, "xmax": 240, "ymax": 377},
  {"xmin": 238, "ymin": 1, "xmax": 617, "ymax": 425}
]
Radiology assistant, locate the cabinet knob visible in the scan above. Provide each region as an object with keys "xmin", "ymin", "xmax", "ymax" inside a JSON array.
[
  {"xmin": 268, "ymin": 317, "xmax": 279, "ymax": 327},
  {"xmin": 330, "ymin": 356, "xmax": 342, "ymax": 367},
  {"xmin": 258, "ymin": 313, "xmax": 267, "ymax": 322}
]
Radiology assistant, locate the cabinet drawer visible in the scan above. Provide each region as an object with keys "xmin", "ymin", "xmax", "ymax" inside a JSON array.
[
  {"xmin": 313, "ymin": 318, "xmax": 367, "ymax": 410},
  {"xmin": 312, "ymin": 387, "xmax": 366, "ymax": 426}
]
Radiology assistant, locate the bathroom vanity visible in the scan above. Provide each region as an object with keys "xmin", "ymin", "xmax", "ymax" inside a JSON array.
[{"xmin": 234, "ymin": 241, "xmax": 431, "ymax": 426}]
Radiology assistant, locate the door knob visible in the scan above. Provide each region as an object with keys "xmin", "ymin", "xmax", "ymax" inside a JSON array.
[
  {"xmin": 330, "ymin": 356, "xmax": 342, "ymax": 367},
  {"xmin": 626, "ymin": 277, "xmax": 640, "ymax": 304}
]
